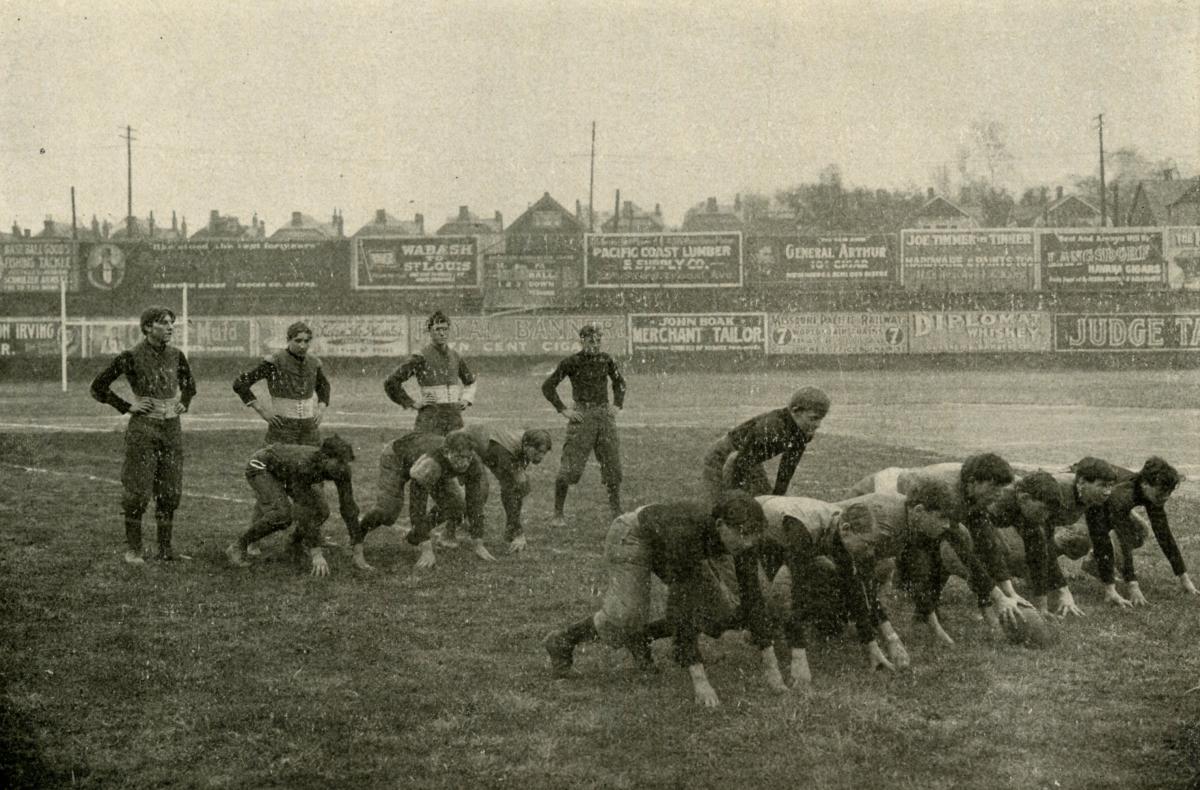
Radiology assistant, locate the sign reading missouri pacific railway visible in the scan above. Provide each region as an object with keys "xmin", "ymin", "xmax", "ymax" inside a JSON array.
[
  {"xmin": 629, "ymin": 313, "xmax": 766, "ymax": 352},
  {"xmin": 1041, "ymin": 229, "xmax": 1167, "ymax": 289},
  {"xmin": 354, "ymin": 236, "xmax": 479, "ymax": 289},
  {"xmin": 584, "ymin": 232, "xmax": 742, "ymax": 287}
]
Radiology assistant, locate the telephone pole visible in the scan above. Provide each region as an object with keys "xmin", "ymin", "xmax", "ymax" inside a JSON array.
[
  {"xmin": 120, "ymin": 125, "xmax": 137, "ymax": 235},
  {"xmin": 588, "ymin": 121, "xmax": 596, "ymax": 232},
  {"xmin": 1095, "ymin": 114, "xmax": 1107, "ymax": 226}
]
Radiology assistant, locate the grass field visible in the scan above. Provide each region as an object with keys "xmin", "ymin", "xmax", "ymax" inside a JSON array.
[{"xmin": 3, "ymin": 368, "xmax": 1200, "ymax": 789}]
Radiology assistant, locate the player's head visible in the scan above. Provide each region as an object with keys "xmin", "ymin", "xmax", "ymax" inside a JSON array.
[
  {"xmin": 960, "ymin": 453, "xmax": 1013, "ymax": 505},
  {"xmin": 1012, "ymin": 471, "xmax": 1061, "ymax": 525},
  {"xmin": 139, "ymin": 306, "xmax": 176, "ymax": 342},
  {"xmin": 521, "ymin": 429, "xmax": 552, "ymax": 465},
  {"xmin": 904, "ymin": 479, "xmax": 957, "ymax": 539},
  {"xmin": 426, "ymin": 311, "xmax": 451, "ymax": 345},
  {"xmin": 836, "ymin": 502, "xmax": 878, "ymax": 566},
  {"xmin": 1070, "ymin": 456, "xmax": 1119, "ymax": 505},
  {"xmin": 578, "ymin": 323, "xmax": 603, "ymax": 354},
  {"xmin": 317, "ymin": 434, "xmax": 355, "ymax": 469},
  {"xmin": 786, "ymin": 387, "xmax": 830, "ymax": 439},
  {"xmin": 1137, "ymin": 456, "xmax": 1181, "ymax": 506},
  {"xmin": 286, "ymin": 321, "xmax": 313, "ymax": 356},
  {"xmin": 712, "ymin": 490, "xmax": 766, "ymax": 554},
  {"xmin": 441, "ymin": 430, "xmax": 476, "ymax": 473}
]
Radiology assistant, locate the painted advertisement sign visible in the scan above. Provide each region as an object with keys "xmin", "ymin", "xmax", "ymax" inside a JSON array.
[
  {"xmin": 901, "ymin": 230, "xmax": 1037, "ymax": 291},
  {"xmin": 1041, "ymin": 229, "xmax": 1167, "ymax": 290},
  {"xmin": 1166, "ymin": 227, "xmax": 1200, "ymax": 291},
  {"xmin": 750, "ymin": 235, "xmax": 896, "ymax": 287},
  {"xmin": 0, "ymin": 318, "xmax": 82, "ymax": 357},
  {"xmin": 584, "ymin": 232, "xmax": 742, "ymax": 287},
  {"xmin": 908, "ymin": 311, "xmax": 1051, "ymax": 353},
  {"xmin": 1054, "ymin": 313, "xmax": 1200, "ymax": 351},
  {"xmin": 628, "ymin": 313, "xmax": 767, "ymax": 352},
  {"xmin": 767, "ymin": 312, "xmax": 908, "ymax": 354},
  {"xmin": 406, "ymin": 314, "xmax": 626, "ymax": 357},
  {"xmin": 256, "ymin": 316, "xmax": 410, "ymax": 357},
  {"xmin": 0, "ymin": 241, "xmax": 77, "ymax": 292},
  {"xmin": 483, "ymin": 253, "xmax": 580, "ymax": 309},
  {"xmin": 353, "ymin": 237, "xmax": 479, "ymax": 289}
]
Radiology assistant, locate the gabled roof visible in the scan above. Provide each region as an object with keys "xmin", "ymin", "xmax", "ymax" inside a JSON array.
[
  {"xmin": 36, "ymin": 218, "xmax": 99, "ymax": 239},
  {"xmin": 353, "ymin": 210, "xmax": 424, "ymax": 237},
  {"xmin": 1045, "ymin": 194, "xmax": 1099, "ymax": 216},
  {"xmin": 110, "ymin": 216, "xmax": 183, "ymax": 240},
  {"xmin": 600, "ymin": 201, "xmax": 665, "ymax": 232},
  {"xmin": 910, "ymin": 195, "xmax": 972, "ymax": 220},
  {"xmin": 437, "ymin": 209, "xmax": 502, "ymax": 236},
  {"xmin": 506, "ymin": 192, "xmax": 584, "ymax": 235},
  {"xmin": 269, "ymin": 212, "xmax": 339, "ymax": 240},
  {"xmin": 1133, "ymin": 179, "xmax": 1200, "ymax": 221}
]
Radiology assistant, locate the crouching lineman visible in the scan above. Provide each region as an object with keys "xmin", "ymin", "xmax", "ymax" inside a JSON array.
[
  {"xmin": 754, "ymin": 497, "xmax": 907, "ymax": 686},
  {"xmin": 701, "ymin": 387, "xmax": 829, "ymax": 502},
  {"xmin": 462, "ymin": 424, "xmax": 552, "ymax": 552},
  {"xmin": 225, "ymin": 435, "xmax": 358, "ymax": 578},
  {"xmin": 543, "ymin": 492, "xmax": 783, "ymax": 709},
  {"xmin": 350, "ymin": 430, "xmax": 490, "ymax": 570},
  {"xmin": 1084, "ymin": 457, "xmax": 1195, "ymax": 605}
]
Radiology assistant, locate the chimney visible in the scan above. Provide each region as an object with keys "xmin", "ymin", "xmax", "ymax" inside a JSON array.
[
  {"xmin": 149, "ymin": 211, "xmax": 155, "ymax": 237},
  {"xmin": 927, "ymin": 187, "xmax": 935, "ymax": 199},
  {"xmin": 1056, "ymin": 186, "xmax": 1063, "ymax": 200},
  {"xmin": 414, "ymin": 213, "xmax": 424, "ymax": 233},
  {"xmin": 734, "ymin": 193, "xmax": 742, "ymax": 211},
  {"xmin": 623, "ymin": 200, "xmax": 632, "ymax": 217},
  {"xmin": 171, "ymin": 210, "xmax": 178, "ymax": 232},
  {"xmin": 209, "ymin": 210, "xmax": 219, "ymax": 228},
  {"xmin": 292, "ymin": 211, "xmax": 302, "ymax": 227},
  {"xmin": 494, "ymin": 210, "xmax": 502, "ymax": 228},
  {"xmin": 655, "ymin": 203, "xmax": 661, "ymax": 217},
  {"xmin": 181, "ymin": 217, "xmax": 188, "ymax": 237},
  {"xmin": 458, "ymin": 205, "xmax": 470, "ymax": 221},
  {"xmin": 375, "ymin": 209, "xmax": 386, "ymax": 224},
  {"xmin": 337, "ymin": 210, "xmax": 345, "ymax": 237},
  {"xmin": 614, "ymin": 189, "xmax": 621, "ymax": 231},
  {"xmin": 576, "ymin": 199, "xmax": 582, "ymax": 220},
  {"xmin": 24, "ymin": 228, "xmax": 31, "ymax": 238},
  {"xmin": 1040, "ymin": 187, "xmax": 1049, "ymax": 204},
  {"xmin": 102, "ymin": 219, "xmax": 111, "ymax": 238},
  {"xmin": 706, "ymin": 196, "xmax": 718, "ymax": 213},
  {"xmin": 1164, "ymin": 169, "xmax": 1173, "ymax": 181},
  {"xmin": 44, "ymin": 217, "xmax": 54, "ymax": 235},
  {"xmin": 12, "ymin": 221, "xmax": 20, "ymax": 237}
]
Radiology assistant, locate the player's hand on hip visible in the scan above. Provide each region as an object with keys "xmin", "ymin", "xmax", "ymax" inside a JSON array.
[
  {"xmin": 127, "ymin": 397, "xmax": 154, "ymax": 415},
  {"xmin": 607, "ymin": 405, "xmax": 621, "ymax": 418},
  {"xmin": 563, "ymin": 408, "xmax": 583, "ymax": 424}
]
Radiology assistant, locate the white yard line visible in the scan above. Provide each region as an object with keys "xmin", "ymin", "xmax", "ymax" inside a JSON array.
[{"xmin": 0, "ymin": 462, "xmax": 253, "ymax": 504}]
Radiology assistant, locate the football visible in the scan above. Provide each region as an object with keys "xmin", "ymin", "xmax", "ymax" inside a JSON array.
[{"xmin": 1002, "ymin": 606, "xmax": 1053, "ymax": 649}]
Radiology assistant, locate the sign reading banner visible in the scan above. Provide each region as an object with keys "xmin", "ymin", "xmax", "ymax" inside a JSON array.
[
  {"xmin": 142, "ymin": 240, "xmax": 343, "ymax": 291},
  {"xmin": 909, "ymin": 311, "xmax": 1051, "ymax": 353},
  {"xmin": 0, "ymin": 318, "xmax": 81, "ymax": 357},
  {"xmin": 584, "ymin": 232, "xmax": 742, "ymax": 288},
  {"xmin": 256, "ymin": 316, "xmax": 410, "ymax": 357},
  {"xmin": 354, "ymin": 237, "xmax": 479, "ymax": 289},
  {"xmin": 768, "ymin": 313, "xmax": 908, "ymax": 354},
  {"xmin": 1054, "ymin": 313, "xmax": 1200, "ymax": 351},
  {"xmin": 406, "ymin": 314, "xmax": 626, "ymax": 357},
  {"xmin": 483, "ymin": 253, "xmax": 580, "ymax": 309},
  {"xmin": 901, "ymin": 230, "xmax": 1036, "ymax": 292},
  {"xmin": 0, "ymin": 241, "xmax": 77, "ymax": 292},
  {"xmin": 629, "ymin": 313, "xmax": 766, "ymax": 352},
  {"xmin": 750, "ymin": 235, "xmax": 896, "ymax": 287},
  {"xmin": 1041, "ymin": 229, "xmax": 1167, "ymax": 290}
]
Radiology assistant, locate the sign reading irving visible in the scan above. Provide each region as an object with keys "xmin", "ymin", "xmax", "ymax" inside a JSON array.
[
  {"xmin": 354, "ymin": 236, "xmax": 479, "ymax": 289},
  {"xmin": 584, "ymin": 232, "xmax": 742, "ymax": 287},
  {"xmin": 751, "ymin": 235, "xmax": 896, "ymax": 286},
  {"xmin": 1041, "ymin": 229, "xmax": 1167, "ymax": 290},
  {"xmin": 629, "ymin": 313, "xmax": 766, "ymax": 352}
]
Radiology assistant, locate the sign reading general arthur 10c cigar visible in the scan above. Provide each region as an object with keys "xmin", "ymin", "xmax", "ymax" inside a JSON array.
[
  {"xmin": 584, "ymin": 232, "xmax": 742, "ymax": 288},
  {"xmin": 1041, "ymin": 229, "xmax": 1167, "ymax": 290},
  {"xmin": 750, "ymin": 235, "xmax": 896, "ymax": 287},
  {"xmin": 353, "ymin": 236, "xmax": 479, "ymax": 289}
]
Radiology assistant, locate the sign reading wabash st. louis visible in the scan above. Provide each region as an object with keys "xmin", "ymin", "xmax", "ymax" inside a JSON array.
[
  {"xmin": 1054, "ymin": 313, "xmax": 1200, "ymax": 351},
  {"xmin": 629, "ymin": 313, "xmax": 766, "ymax": 352},
  {"xmin": 353, "ymin": 236, "xmax": 479, "ymax": 289},
  {"xmin": 584, "ymin": 232, "xmax": 742, "ymax": 288}
]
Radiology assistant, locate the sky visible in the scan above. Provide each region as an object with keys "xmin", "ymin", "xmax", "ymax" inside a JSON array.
[{"xmin": 1, "ymin": 0, "xmax": 1197, "ymax": 233}]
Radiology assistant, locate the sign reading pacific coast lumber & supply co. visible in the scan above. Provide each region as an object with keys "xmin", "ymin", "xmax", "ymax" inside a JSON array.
[{"xmin": 584, "ymin": 232, "xmax": 742, "ymax": 287}]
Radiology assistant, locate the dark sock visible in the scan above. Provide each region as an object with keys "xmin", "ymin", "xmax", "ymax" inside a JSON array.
[
  {"xmin": 564, "ymin": 616, "xmax": 597, "ymax": 645},
  {"xmin": 156, "ymin": 520, "xmax": 173, "ymax": 552},
  {"xmin": 643, "ymin": 619, "xmax": 674, "ymax": 641},
  {"xmin": 554, "ymin": 479, "xmax": 569, "ymax": 514},
  {"xmin": 124, "ymin": 517, "xmax": 143, "ymax": 553},
  {"xmin": 606, "ymin": 484, "xmax": 622, "ymax": 516}
]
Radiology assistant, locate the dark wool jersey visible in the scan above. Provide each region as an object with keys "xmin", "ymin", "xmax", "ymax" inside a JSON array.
[
  {"xmin": 632, "ymin": 502, "xmax": 771, "ymax": 667},
  {"xmin": 232, "ymin": 349, "xmax": 330, "ymax": 406},
  {"xmin": 91, "ymin": 340, "xmax": 196, "ymax": 413},
  {"xmin": 247, "ymin": 444, "xmax": 358, "ymax": 533},
  {"xmin": 385, "ymin": 343, "xmax": 476, "ymax": 408},
  {"xmin": 723, "ymin": 408, "xmax": 810, "ymax": 495},
  {"xmin": 1094, "ymin": 478, "xmax": 1186, "ymax": 583},
  {"xmin": 462, "ymin": 424, "xmax": 530, "ymax": 536},
  {"xmin": 404, "ymin": 438, "xmax": 487, "ymax": 537},
  {"xmin": 541, "ymin": 351, "xmax": 626, "ymax": 411}
]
